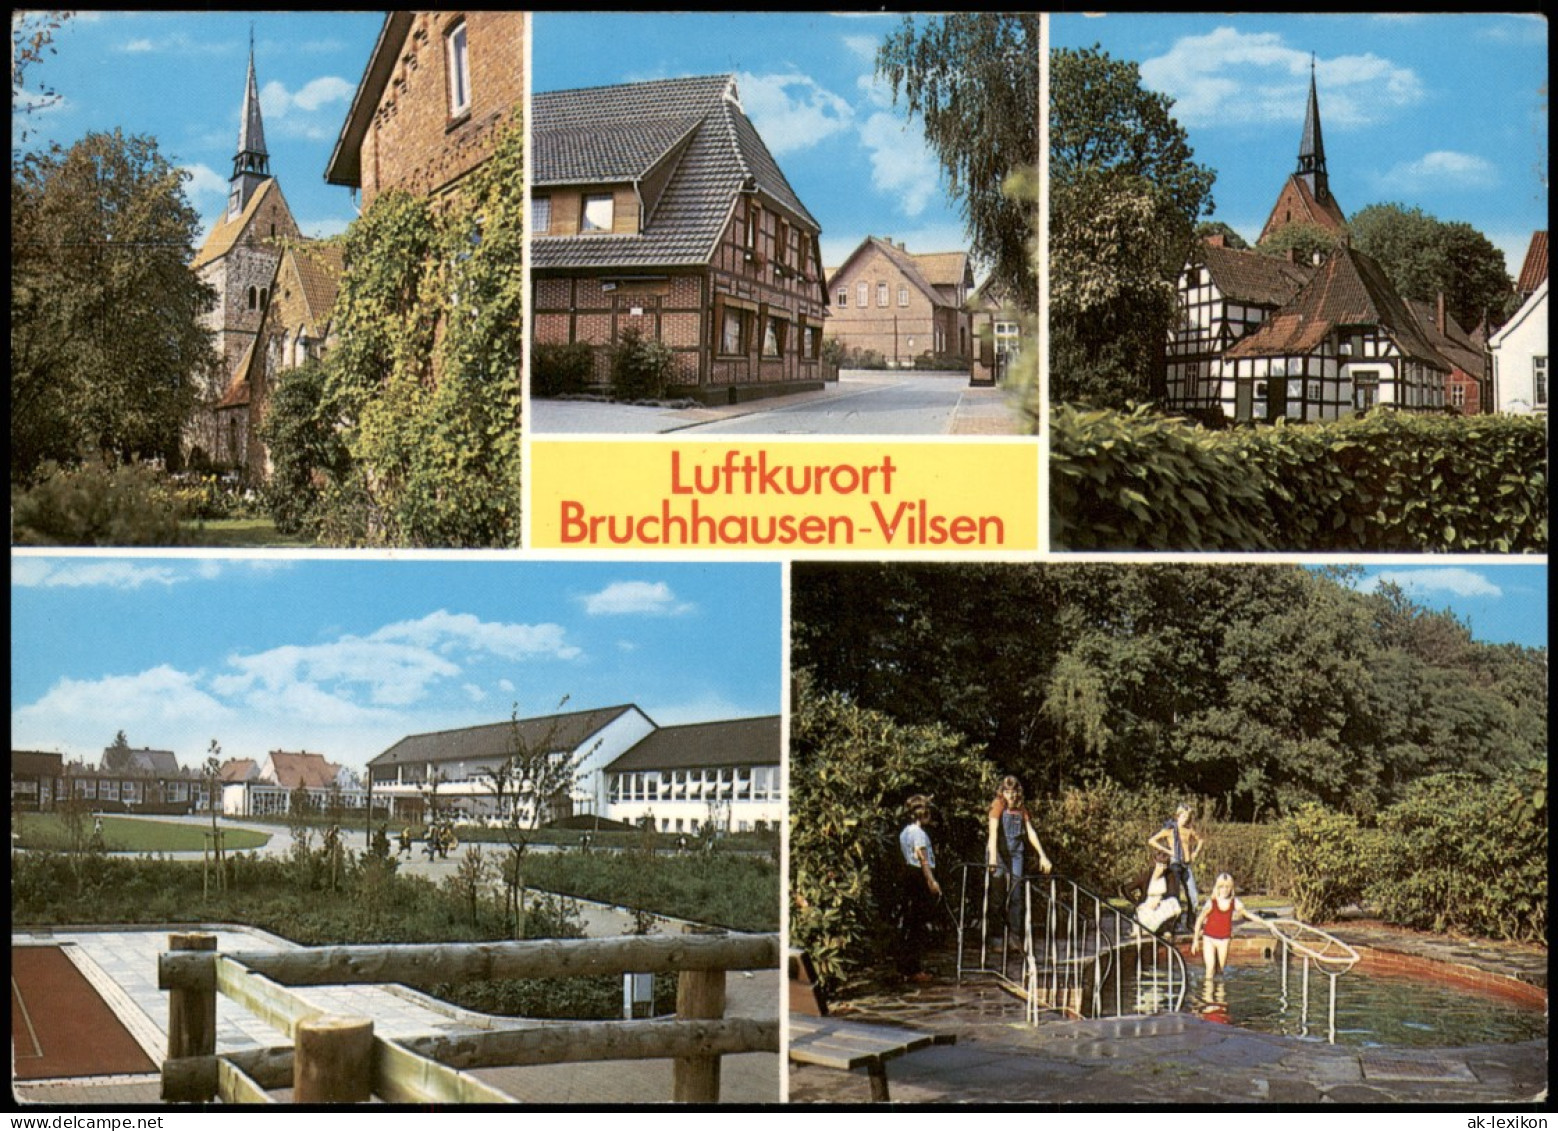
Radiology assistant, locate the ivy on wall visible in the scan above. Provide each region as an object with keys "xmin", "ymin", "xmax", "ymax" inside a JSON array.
[{"xmin": 264, "ymin": 112, "xmax": 524, "ymax": 547}]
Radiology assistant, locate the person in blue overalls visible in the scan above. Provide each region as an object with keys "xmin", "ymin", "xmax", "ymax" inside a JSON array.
[
  {"xmin": 985, "ymin": 776, "xmax": 1052, "ymax": 943},
  {"xmin": 1148, "ymin": 803, "xmax": 1203, "ymax": 930}
]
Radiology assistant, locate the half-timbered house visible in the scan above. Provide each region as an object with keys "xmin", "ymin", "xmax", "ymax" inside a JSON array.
[
  {"xmin": 1164, "ymin": 235, "xmax": 1313, "ymax": 417},
  {"xmin": 1406, "ymin": 296, "xmax": 1488, "ymax": 415},
  {"xmin": 1221, "ymin": 244, "xmax": 1450, "ymax": 421},
  {"xmin": 531, "ymin": 74, "xmax": 830, "ymax": 404}
]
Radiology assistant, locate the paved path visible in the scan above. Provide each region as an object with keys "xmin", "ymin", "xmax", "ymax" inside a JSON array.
[
  {"xmin": 16, "ymin": 816, "xmax": 780, "ymax": 1105},
  {"xmin": 531, "ymin": 370, "xmax": 1026, "ymax": 436}
]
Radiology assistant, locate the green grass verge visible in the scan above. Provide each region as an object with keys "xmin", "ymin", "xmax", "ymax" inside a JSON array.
[
  {"xmin": 13, "ymin": 814, "xmax": 270, "ymax": 853},
  {"xmin": 182, "ymin": 517, "xmax": 312, "ymax": 548}
]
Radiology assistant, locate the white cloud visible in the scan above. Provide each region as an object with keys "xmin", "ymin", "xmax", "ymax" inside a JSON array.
[
  {"xmin": 841, "ymin": 34, "xmax": 879, "ymax": 64},
  {"xmin": 736, "ymin": 71, "xmax": 854, "ymax": 156},
  {"xmin": 644, "ymin": 692, "xmax": 762, "ymax": 727},
  {"xmin": 463, "ymin": 684, "xmax": 487, "ymax": 703},
  {"xmin": 13, "ymin": 666, "xmax": 234, "ymax": 743},
  {"xmin": 181, "ymin": 162, "xmax": 228, "ymax": 207},
  {"xmin": 1380, "ymin": 150, "xmax": 1498, "ymax": 192},
  {"xmin": 1139, "ymin": 28, "xmax": 1424, "ymax": 130},
  {"xmin": 115, "ymin": 32, "xmax": 233, "ymax": 56},
  {"xmin": 11, "ymin": 559, "xmax": 184, "ymax": 590},
  {"xmin": 581, "ymin": 581, "xmax": 694, "ymax": 617},
  {"xmin": 857, "ymin": 110, "xmax": 942, "ymax": 217},
  {"xmin": 258, "ymin": 76, "xmax": 354, "ymax": 141},
  {"xmin": 498, "ymin": 679, "xmax": 516, "ymax": 694},
  {"xmin": 11, "ymin": 557, "xmax": 290, "ymax": 591},
  {"xmin": 371, "ymin": 610, "xmax": 581, "ymax": 661},
  {"xmin": 1369, "ymin": 568, "xmax": 1502, "ymax": 599},
  {"xmin": 211, "ymin": 640, "xmax": 461, "ymax": 710}
]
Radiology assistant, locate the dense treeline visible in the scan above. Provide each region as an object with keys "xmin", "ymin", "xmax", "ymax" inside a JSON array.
[{"xmin": 792, "ymin": 563, "xmax": 1545, "ymax": 821}]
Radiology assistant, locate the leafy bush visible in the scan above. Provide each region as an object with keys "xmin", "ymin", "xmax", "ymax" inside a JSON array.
[
  {"xmin": 1031, "ymin": 780, "xmax": 1185, "ymax": 892},
  {"xmin": 1052, "ymin": 406, "xmax": 1548, "ymax": 552},
  {"xmin": 1270, "ymin": 803, "xmax": 1382, "ymax": 922},
  {"xmin": 1368, "ymin": 766, "xmax": 1547, "ymax": 942},
  {"xmin": 913, "ymin": 351, "xmax": 968, "ymax": 371},
  {"xmin": 609, "ymin": 328, "xmax": 676, "ymax": 400},
  {"xmin": 789, "ymin": 672, "xmax": 995, "ymax": 995},
  {"xmin": 525, "ymin": 850, "xmax": 778, "ymax": 933},
  {"xmin": 11, "ymin": 457, "xmax": 187, "ymax": 545},
  {"xmin": 531, "ymin": 341, "xmax": 597, "ymax": 397}
]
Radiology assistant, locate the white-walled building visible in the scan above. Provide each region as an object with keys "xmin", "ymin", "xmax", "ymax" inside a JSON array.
[
  {"xmin": 220, "ymin": 750, "xmax": 364, "ymax": 817},
  {"xmin": 1490, "ymin": 278, "xmax": 1548, "ymax": 415},
  {"xmin": 604, "ymin": 715, "xmax": 783, "ymax": 834},
  {"xmin": 366, "ymin": 706, "xmax": 781, "ymax": 832}
]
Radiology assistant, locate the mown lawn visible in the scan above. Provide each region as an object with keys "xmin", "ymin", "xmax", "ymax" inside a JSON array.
[
  {"xmin": 13, "ymin": 814, "xmax": 271, "ymax": 853},
  {"xmin": 182, "ymin": 517, "xmax": 312, "ymax": 548}
]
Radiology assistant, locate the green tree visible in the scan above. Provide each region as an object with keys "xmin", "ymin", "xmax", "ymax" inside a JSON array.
[
  {"xmin": 1196, "ymin": 220, "xmax": 1249, "ymax": 250},
  {"xmin": 1349, "ymin": 203, "xmax": 1514, "ymax": 330},
  {"xmin": 876, "ymin": 13, "xmax": 1040, "ymax": 313},
  {"xmin": 1256, "ymin": 220, "xmax": 1341, "ymax": 266},
  {"xmin": 478, "ymin": 700, "xmax": 594, "ymax": 939},
  {"xmin": 103, "ymin": 731, "xmax": 133, "ymax": 773},
  {"xmin": 256, "ymin": 357, "xmax": 350, "ymax": 536},
  {"xmin": 1050, "ymin": 46, "xmax": 1216, "ymax": 408},
  {"xmin": 11, "ymin": 130, "xmax": 215, "ymax": 479}
]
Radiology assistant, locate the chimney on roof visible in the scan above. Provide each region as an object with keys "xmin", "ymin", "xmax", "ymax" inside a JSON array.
[
  {"xmin": 1436, "ymin": 292, "xmax": 1446, "ymax": 334},
  {"xmin": 1205, "ymin": 233, "xmax": 1226, "ymax": 248},
  {"xmin": 1286, "ymin": 248, "xmax": 1299, "ymax": 264}
]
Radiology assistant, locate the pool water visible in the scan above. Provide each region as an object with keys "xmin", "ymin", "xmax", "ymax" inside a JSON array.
[{"xmin": 1187, "ymin": 957, "xmax": 1548, "ymax": 1048}]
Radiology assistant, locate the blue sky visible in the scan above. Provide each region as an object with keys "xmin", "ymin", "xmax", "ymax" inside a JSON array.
[
  {"xmin": 12, "ymin": 11, "xmax": 383, "ymax": 241},
  {"xmin": 1051, "ymin": 13, "xmax": 1549, "ymax": 275},
  {"xmin": 533, "ymin": 11, "xmax": 974, "ymax": 272},
  {"xmin": 10, "ymin": 558, "xmax": 782, "ymax": 774},
  {"xmin": 1337, "ymin": 563, "xmax": 1547, "ymax": 650}
]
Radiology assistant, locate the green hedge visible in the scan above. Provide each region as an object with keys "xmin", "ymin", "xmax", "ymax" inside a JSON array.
[
  {"xmin": 1051, "ymin": 406, "xmax": 1548, "ymax": 552},
  {"xmin": 531, "ymin": 341, "xmax": 596, "ymax": 397}
]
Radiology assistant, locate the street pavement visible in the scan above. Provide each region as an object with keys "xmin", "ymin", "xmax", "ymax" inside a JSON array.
[{"xmin": 530, "ymin": 369, "xmax": 1027, "ymax": 436}]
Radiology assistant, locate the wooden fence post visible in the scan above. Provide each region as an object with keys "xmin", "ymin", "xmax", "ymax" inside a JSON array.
[
  {"xmin": 671, "ymin": 969, "xmax": 725, "ymax": 1103},
  {"xmin": 294, "ymin": 1016, "xmax": 374, "ymax": 1103},
  {"xmin": 168, "ymin": 932, "xmax": 218, "ymax": 1101}
]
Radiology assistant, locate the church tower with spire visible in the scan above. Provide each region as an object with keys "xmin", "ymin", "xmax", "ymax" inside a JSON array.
[
  {"xmin": 1258, "ymin": 59, "xmax": 1348, "ymax": 245},
  {"xmin": 187, "ymin": 36, "xmax": 303, "ymax": 468}
]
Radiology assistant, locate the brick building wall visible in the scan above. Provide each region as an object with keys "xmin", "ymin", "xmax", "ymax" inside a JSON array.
[
  {"xmin": 357, "ymin": 11, "xmax": 525, "ymax": 205},
  {"xmin": 826, "ymin": 243, "xmax": 969, "ymax": 367}
]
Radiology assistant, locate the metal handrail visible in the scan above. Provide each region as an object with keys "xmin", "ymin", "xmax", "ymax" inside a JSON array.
[
  {"xmin": 1261, "ymin": 917, "xmax": 1360, "ymax": 1043},
  {"xmin": 955, "ymin": 864, "xmax": 1188, "ymax": 1022}
]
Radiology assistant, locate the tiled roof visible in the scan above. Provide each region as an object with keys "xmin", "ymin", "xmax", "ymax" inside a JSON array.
[
  {"xmin": 220, "ymin": 758, "xmax": 259, "ymax": 783},
  {"xmin": 532, "ymin": 75, "xmax": 818, "ymax": 271},
  {"xmin": 217, "ymin": 339, "xmax": 256, "ymax": 409},
  {"xmin": 605, "ymin": 716, "xmax": 780, "ymax": 773},
  {"xmin": 1405, "ymin": 297, "xmax": 1486, "ymax": 379},
  {"xmin": 266, "ymin": 751, "xmax": 340, "ymax": 790},
  {"xmin": 290, "ymin": 242, "xmax": 345, "ymax": 335},
  {"xmin": 1198, "ymin": 242, "xmax": 1312, "ymax": 307},
  {"xmin": 125, "ymin": 748, "xmax": 180, "ymax": 775},
  {"xmin": 191, "ymin": 178, "xmax": 281, "ymax": 270},
  {"xmin": 11, "ymin": 751, "xmax": 63, "ymax": 777},
  {"xmin": 830, "ymin": 237, "xmax": 967, "ymax": 310},
  {"xmin": 371, "ymin": 705, "xmax": 644, "ymax": 767},
  {"xmin": 1516, "ymin": 231, "xmax": 1548, "ymax": 297},
  {"xmin": 913, "ymin": 251, "xmax": 972, "ymax": 289},
  {"xmin": 1226, "ymin": 244, "xmax": 1451, "ymax": 369}
]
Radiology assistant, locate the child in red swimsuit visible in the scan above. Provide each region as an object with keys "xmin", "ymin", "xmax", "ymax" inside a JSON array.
[{"xmin": 1192, "ymin": 872, "xmax": 1268, "ymax": 980}]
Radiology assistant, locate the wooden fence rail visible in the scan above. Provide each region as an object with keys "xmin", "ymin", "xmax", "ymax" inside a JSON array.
[{"xmin": 159, "ymin": 931, "xmax": 781, "ymax": 1105}]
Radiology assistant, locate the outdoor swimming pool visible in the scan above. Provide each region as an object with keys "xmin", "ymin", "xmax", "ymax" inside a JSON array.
[{"xmin": 1187, "ymin": 956, "xmax": 1547, "ymax": 1048}]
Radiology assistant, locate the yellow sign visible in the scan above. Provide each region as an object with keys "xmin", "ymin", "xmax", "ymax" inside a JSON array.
[{"xmin": 530, "ymin": 440, "xmax": 1038, "ymax": 551}]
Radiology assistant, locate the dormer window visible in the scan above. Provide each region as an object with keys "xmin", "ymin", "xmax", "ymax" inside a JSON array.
[
  {"xmin": 581, "ymin": 194, "xmax": 614, "ymax": 234},
  {"xmin": 446, "ymin": 21, "xmax": 471, "ymax": 118}
]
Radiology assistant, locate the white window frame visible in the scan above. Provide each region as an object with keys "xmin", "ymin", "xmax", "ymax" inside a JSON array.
[
  {"xmin": 581, "ymin": 194, "xmax": 614, "ymax": 234},
  {"xmin": 446, "ymin": 21, "xmax": 471, "ymax": 118},
  {"xmin": 532, "ymin": 196, "xmax": 551, "ymax": 235},
  {"xmin": 1535, "ymin": 356, "xmax": 1548, "ymax": 407}
]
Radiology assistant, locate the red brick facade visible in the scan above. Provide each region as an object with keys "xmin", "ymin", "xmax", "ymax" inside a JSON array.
[
  {"xmin": 327, "ymin": 12, "xmax": 524, "ymax": 204},
  {"xmin": 825, "ymin": 238, "xmax": 972, "ymax": 369}
]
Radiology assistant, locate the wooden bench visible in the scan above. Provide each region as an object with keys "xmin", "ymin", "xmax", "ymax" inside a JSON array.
[{"xmin": 787, "ymin": 1013, "xmax": 955, "ymax": 1102}]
